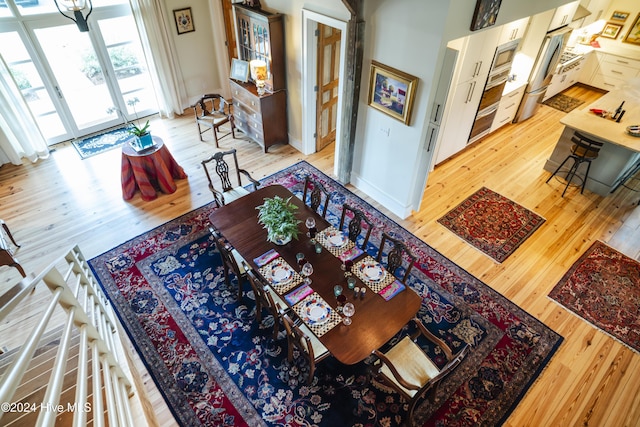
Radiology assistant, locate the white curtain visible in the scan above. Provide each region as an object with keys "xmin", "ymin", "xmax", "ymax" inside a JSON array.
[
  {"xmin": 0, "ymin": 55, "xmax": 48, "ymax": 166},
  {"xmin": 129, "ymin": 0, "xmax": 186, "ymax": 118}
]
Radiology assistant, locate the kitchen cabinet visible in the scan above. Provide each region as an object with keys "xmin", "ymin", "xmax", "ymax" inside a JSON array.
[
  {"xmin": 548, "ymin": 1, "xmax": 579, "ymax": 31},
  {"xmin": 587, "ymin": 52, "xmax": 640, "ymax": 91},
  {"xmin": 544, "ymin": 58, "xmax": 585, "ymax": 101},
  {"xmin": 491, "ymin": 85, "xmax": 526, "ymax": 132},
  {"xmin": 231, "ymin": 3, "xmax": 287, "ymax": 151},
  {"xmin": 574, "ymin": 0, "xmax": 611, "ymax": 27},
  {"xmin": 434, "ymin": 29, "xmax": 499, "ymax": 164},
  {"xmin": 498, "ymin": 17, "xmax": 529, "ymax": 45}
]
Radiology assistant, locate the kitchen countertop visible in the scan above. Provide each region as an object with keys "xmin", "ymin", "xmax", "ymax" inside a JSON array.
[{"xmin": 560, "ymin": 88, "xmax": 640, "ymax": 150}]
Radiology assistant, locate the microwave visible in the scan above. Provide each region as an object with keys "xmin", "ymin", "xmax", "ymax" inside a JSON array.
[{"xmin": 491, "ymin": 39, "xmax": 520, "ymax": 74}]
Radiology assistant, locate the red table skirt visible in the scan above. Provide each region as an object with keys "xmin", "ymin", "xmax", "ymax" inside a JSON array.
[{"xmin": 121, "ymin": 141, "xmax": 187, "ymax": 201}]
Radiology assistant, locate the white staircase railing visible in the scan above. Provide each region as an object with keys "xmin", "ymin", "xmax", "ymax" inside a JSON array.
[{"xmin": 0, "ymin": 245, "xmax": 135, "ymax": 426}]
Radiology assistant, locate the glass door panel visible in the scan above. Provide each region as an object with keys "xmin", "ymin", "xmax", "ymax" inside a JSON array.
[
  {"xmin": 0, "ymin": 30, "xmax": 67, "ymax": 141},
  {"xmin": 34, "ymin": 24, "xmax": 121, "ymax": 133},
  {"xmin": 97, "ymin": 15, "xmax": 155, "ymax": 121}
]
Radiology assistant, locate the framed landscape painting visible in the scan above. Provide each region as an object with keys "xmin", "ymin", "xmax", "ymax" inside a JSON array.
[
  {"xmin": 368, "ymin": 61, "xmax": 418, "ymax": 125},
  {"xmin": 601, "ymin": 23, "xmax": 623, "ymax": 39},
  {"xmin": 623, "ymin": 13, "xmax": 640, "ymax": 45}
]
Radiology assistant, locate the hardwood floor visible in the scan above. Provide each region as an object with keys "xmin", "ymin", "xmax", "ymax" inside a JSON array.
[{"xmin": 1, "ymin": 84, "xmax": 639, "ymax": 426}]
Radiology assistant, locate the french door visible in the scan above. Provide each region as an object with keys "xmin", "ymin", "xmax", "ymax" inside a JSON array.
[{"xmin": 0, "ymin": 2, "xmax": 156, "ymax": 145}]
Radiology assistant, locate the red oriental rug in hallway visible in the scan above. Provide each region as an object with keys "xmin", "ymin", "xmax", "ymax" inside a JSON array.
[
  {"xmin": 549, "ymin": 240, "xmax": 640, "ymax": 353},
  {"xmin": 437, "ymin": 187, "xmax": 545, "ymax": 263}
]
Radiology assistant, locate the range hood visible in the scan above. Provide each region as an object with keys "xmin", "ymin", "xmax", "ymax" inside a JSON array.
[{"xmin": 572, "ymin": 5, "xmax": 592, "ymax": 22}]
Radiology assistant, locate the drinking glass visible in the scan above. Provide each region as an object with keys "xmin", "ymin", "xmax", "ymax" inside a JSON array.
[
  {"xmin": 333, "ymin": 284, "xmax": 343, "ymax": 297},
  {"xmin": 305, "ymin": 217, "xmax": 316, "ymax": 235},
  {"xmin": 342, "ymin": 302, "xmax": 355, "ymax": 325},
  {"xmin": 301, "ymin": 262, "xmax": 313, "ymax": 284},
  {"xmin": 347, "ymin": 276, "xmax": 356, "ymax": 290},
  {"xmin": 296, "ymin": 252, "xmax": 306, "ymax": 267}
]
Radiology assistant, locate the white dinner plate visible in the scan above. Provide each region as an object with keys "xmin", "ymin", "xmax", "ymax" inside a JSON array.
[
  {"xmin": 326, "ymin": 229, "xmax": 348, "ymax": 247},
  {"xmin": 301, "ymin": 299, "xmax": 331, "ymax": 325},
  {"xmin": 265, "ymin": 260, "xmax": 293, "ymax": 284},
  {"xmin": 359, "ymin": 261, "xmax": 386, "ymax": 282}
]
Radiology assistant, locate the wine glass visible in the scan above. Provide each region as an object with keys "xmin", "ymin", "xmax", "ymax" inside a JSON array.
[
  {"xmin": 305, "ymin": 217, "xmax": 316, "ymax": 236},
  {"xmin": 301, "ymin": 262, "xmax": 313, "ymax": 284},
  {"xmin": 296, "ymin": 252, "xmax": 306, "ymax": 267},
  {"xmin": 342, "ymin": 302, "xmax": 355, "ymax": 325}
]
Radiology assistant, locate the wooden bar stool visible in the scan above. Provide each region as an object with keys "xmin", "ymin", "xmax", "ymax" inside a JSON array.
[{"xmin": 546, "ymin": 131, "xmax": 604, "ymax": 197}]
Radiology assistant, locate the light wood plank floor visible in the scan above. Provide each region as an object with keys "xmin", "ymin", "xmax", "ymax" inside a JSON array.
[{"xmin": 1, "ymin": 84, "xmax": 639, "ymax": 426}]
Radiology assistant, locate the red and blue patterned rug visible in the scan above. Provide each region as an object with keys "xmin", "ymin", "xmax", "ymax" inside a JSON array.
[
  {"xmin": 90, "ymin": 161, "xmax": 562, "ymax": 426},
  {"xmin": 437, "ymin": 187, "xmax": 546, "ymax": 263},
  {"xmin": 549, "ymin": 240, "xmax": 640, "ymax": 353}
]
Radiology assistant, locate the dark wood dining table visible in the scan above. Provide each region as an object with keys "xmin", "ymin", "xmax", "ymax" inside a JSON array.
[{"xmin": 208, "ymin": 184, "xmax": 422, "ymax": 365}]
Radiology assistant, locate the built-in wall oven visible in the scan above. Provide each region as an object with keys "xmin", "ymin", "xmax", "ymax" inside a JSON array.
[{"xmin": 468, "ymin": 39, "xmax": 519, "ymax": 143}]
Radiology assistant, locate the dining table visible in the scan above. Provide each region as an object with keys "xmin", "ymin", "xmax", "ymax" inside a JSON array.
[{"xmin": 208, "ymin": 184, "xmax": 422, "ymax": 365}]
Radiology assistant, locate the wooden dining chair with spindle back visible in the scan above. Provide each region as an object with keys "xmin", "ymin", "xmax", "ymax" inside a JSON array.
[{"xmin": 339, "ymin": 203, "xmax": 374, "ymax": 250}]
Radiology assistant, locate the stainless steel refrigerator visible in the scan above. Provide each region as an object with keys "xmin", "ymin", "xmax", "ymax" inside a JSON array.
[{"xmin": 514, "ymin": 26, "xmax": 573, "ymax": 123}]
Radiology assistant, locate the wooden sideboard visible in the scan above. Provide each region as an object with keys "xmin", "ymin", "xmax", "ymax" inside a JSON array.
[{"xmin": 230, "ymin": 80, "xmax": 288, "ymax": 153}]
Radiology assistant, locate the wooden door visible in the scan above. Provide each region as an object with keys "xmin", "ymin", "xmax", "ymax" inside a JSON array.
[
  {"xmin": 221, "ymin": 0, "xmax": 237, "ymax": 63},
  {"xmin": 316, "ymin": 23, "xmax": 341, "ymax": 152}
]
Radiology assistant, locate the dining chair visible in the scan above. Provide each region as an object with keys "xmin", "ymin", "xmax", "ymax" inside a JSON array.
[
  {"xmin": 242, "ymin": 261, "xmax": 287, "ymax": 339},
  {"xmin": 0, "ymin": 219, "xmax": 25, "ymax": 278},
  {"xmin": 371, "ymin": 317, "xmax": 470, "ymax": 425},
  {"xmin": 339, "ymin": 203, "xmax": 374, "ymax": 250},
  {"xmin": 302, "ymin": 176, "xmax": 331, "ymax": 218},
  {"xmin": 201, "ymin": 148, "xmax": 261, "ymax": 207},
  {"xmin": 210, "ymin": 227, "xmax": 248, "ymax": 301},
  {"xmin": 377, "ymin": 232, "xmax": 417, "ymax": 283},
  {"xmin": 281, "ymin": 308, "xmax": 330, "ymax": 385},
  {"xmin": 193, "ymin": 93, "xmax": 235, "ymax": 146}
]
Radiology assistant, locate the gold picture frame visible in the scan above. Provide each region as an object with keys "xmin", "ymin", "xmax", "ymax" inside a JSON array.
[
  {"xmin": 368, "ymin": 61, "xmax": 418, "ymax": 125},
  {"xmin": 610, "ymin": 11, "xmax": 630, "ymax": 22},
  {"xmin": 623, "ymin": 13, "xmax": 640, "ymax": 45},
  {"xmin": 601, "ymin": 23, "xmax": 623, "ymax": 39}
]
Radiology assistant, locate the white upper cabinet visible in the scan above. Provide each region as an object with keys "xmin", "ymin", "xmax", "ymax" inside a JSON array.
[
  {"xmin": 456, "ymin": 27, "xmax": 501, "ymax": 84},
  {"xmin": 548, "ymin": 1, "xmax": 580, "ymax": 31},
  {"xmin": 498, "ymin": 17, "xmax": 529, "ymax": 46},
  {"xmin": 575, "ymin": 0, "xmax": 611, "ymax": 27}
]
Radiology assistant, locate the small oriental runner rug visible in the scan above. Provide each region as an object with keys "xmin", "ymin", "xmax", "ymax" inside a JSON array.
[
  {"xmin": 542, "ymin": 93, "xmax": 584, "ymax": 113},
  {"xmin": 437, "ymin": 187, "xmax": 545, "ymax": 263},
  {"xmin": 549, "ymin": 240, "xmax": 640, "ymax": 353},
  {"xmin": 72, "ymin": 126, "xmax": 131, "ymax": 159}
]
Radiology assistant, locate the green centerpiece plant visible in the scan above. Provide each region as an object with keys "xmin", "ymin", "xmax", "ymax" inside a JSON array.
[{"xmin": 256, "ymin": 196, "xmax": 301, "ymax": 245}]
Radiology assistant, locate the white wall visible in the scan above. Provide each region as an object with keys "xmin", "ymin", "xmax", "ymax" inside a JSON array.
[{"xmin": 161, "ymin": 1, "xmax": 228, "ymax": 109}]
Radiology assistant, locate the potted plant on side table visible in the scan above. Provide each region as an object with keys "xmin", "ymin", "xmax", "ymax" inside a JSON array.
[
  {"xmin": 126, "ymin": 97, "xmax": 154, "ymax": 151},
  {"xmin": 256, "ymin": 196, "xmax": 302, "ymax": 245}
]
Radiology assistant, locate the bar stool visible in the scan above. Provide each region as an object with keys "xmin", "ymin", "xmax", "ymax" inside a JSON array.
[{"xmin": 546, "ymin": 131, "xmax": 604, "ymax": 197}]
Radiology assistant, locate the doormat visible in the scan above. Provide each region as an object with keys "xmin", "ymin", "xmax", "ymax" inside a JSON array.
[
  {"xmin": 549, "ymin": 240, "xmax": 640, "ymax": 353},
  {"xmin": 72, "ymin": 127, "xmax": 132, "ymax": 159},
  {"xmin": 90, "ymin": 162, "xmax": 563, "ymax": 426},
  {"xmin": 542, "ymin": 93, "xmax": 584, "ymax": 113},
  {"xmin": 437, "ymin": 187, "xmax": 546, "ymax": 263}
]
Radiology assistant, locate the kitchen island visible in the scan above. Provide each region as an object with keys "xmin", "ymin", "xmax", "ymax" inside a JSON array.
[{"xmin": 543, "ymin": 87, "xmax": 640, "ymax": 196}]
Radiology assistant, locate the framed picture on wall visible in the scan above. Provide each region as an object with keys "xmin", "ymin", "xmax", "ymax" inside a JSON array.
[
  {"xmin": 470, "ymin": 0, "xmax": 502, "ymax": 31},
  {"xmin": 601, "ymin": 23, "xmax": 623, "ymax": 39},
  {"xmin": 368, "ymin": 61, "xmax": 418, "ymax": 125},
  {"xmin": 173, "ymin": 7, "xmax": 195, "ymax": 35},
  {"xmin": 610, "ymin": 11, "xmax": 630, "ymax": 22},
  {"xmin": 230, "ymin": 58, "xmax": 250, "ymax": 82},
  {"xmin": 623, "ymin": 13, "xmax": 640, "ymax": 45}
]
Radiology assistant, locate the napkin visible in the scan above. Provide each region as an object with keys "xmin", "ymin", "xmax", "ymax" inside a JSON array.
[
  {"xmin": 253, "ymin": 249, "xmax": 280, "ymax": 267},
  {"xmin": 378, "ymin": 280, "xmax": 405, "ymax": 301},
  {"xmin": 338, "ymin": 246, "xmax": 364, "ymax": 262},
  {"xmin": 285, "ymin": 283, "xmax": 314, "ymax": 306}
]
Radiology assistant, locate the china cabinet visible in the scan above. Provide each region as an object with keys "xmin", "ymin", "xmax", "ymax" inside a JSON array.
[{"xmin": 231, "ymin": 3, "xmax": 288, "ymax": 152}]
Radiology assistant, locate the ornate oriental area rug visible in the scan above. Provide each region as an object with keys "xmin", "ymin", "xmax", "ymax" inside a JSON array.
[
  {"xmin": 72, "ymin": 126, "xmax": 131, "ymax": 159},
  {"xmin": 549, "ymin": 240, "xmax": 640, "ymax": 353},
  {"xmin": 437, "ymin": 187, "xmax": 545, "ymax": 263},
  {"xmin": 542, "ymin": 93, "xmax": 584, "ymax": 113},
  {"xmin": 90, "ymin": 161, "xmax": 562, "ymax": 426}
]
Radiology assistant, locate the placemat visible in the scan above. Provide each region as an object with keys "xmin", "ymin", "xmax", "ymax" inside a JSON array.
[
  {"xmin": 353, "ymin": 256, "xmax": 395, "ymax": 293},
  {"xmin": 292, "ymin": 292, "xmax": 342, "ymax": 337},
  {"xmin": 259, "ymin": 257, "xmax": 304, "ymax": 294},
  {"xmin": 316, "ymin": 226, "xmax": 355, "ymax": 257}
]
